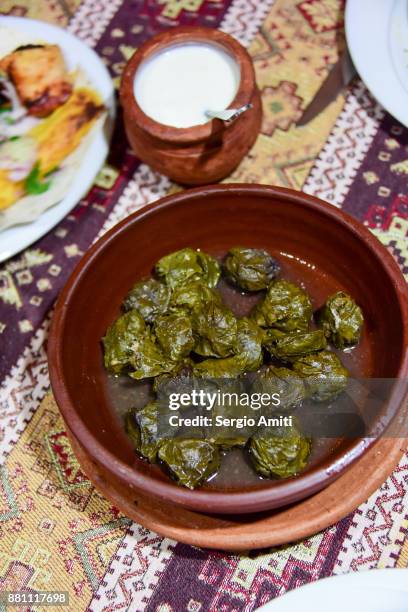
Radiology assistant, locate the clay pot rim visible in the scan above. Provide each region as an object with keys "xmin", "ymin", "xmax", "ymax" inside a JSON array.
[
  {"xmin": 48, "ymin": 185, "xmax": 408, "ymax": 514},
  {"xmin": 119, "ymin": 26, "xmax": 256, "ymax": 144}
]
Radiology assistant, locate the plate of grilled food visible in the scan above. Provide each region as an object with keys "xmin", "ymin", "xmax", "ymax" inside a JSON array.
[
  {"xmin": 346, "ymin": 0, "xmax": 408, "ymax": 128},
  {"xmin": 0, "ymin": 16, "xmax": 115, "ymax": 263}
]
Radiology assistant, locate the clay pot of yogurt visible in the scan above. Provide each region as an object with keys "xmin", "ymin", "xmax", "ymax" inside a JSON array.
[{"xmin": 120, "ymin": 26, "xmax": 262, "ymax": 185}]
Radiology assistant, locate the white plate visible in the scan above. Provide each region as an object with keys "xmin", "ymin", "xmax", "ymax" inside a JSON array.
[
  {"xmin": 0, "ymin": 16, "xmax": 115, "ymax": 263},
  {"xmin": 346, "ymin": 0, "xmax": 408, "ymax": 127},
  {"xmin": 256, "ymin": 569, "xmax": 408, "ymax": 612}
]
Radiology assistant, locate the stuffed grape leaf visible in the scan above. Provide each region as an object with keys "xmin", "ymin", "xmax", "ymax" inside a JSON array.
[
  {"xmin": 223, "ymin": 247, "xmax": 280, "ymax": 291},
  {"xmin": 154, "ymin": 311, "xmax": 195, "ymax": 361},
  {"xmin": 318, "ymin": 291, "xmax": 364, "ymax": 348},
  {"xmin": 252, "ymin": 365, "xmax": 307, "ymax": 410},
  {"xmin": 236, "ymin": 317, "xmax": 264, "ymax": 371},
  {"xmin": 193, "ymin": 317, "xmax": 263, "ymax": 378},
  {"xmin": 265, "ymin": 329, "xmax": 327, "ymax": 361},
  {"xmin": 207, "ymin": 380, "xmax": 255, "ymax": 449},
  {"xmin": 122, "ymin": 278, "xmax": 171, "ymax": 323},
  {"xmin": 292, "ymin": 350, "xmax": 349, "ymax": 402},
  {"xmin": 155, "ymin": 248, "xmax": 220, "ymax": 289},
  {"xmin": 152, "ymin": 361, "xmax": 194, "ymax": 394},
  {"xmin": 125, "ymin": 402, "xmax": 164, "ymax": 462},
  {"xmin": 102, "ymin": 310, "xmax": 145, "ymax": 375},
  {"xmin": 249, "ymin": 422, "xmax": 311, "ymax": 478},
  {"xmin": 169, "ymin": 280, "xmax": 221, "ymax": 312},
  {"xmin": 128, "ymin": 328, "xmax": 177, "ymax": 380},
  {"xmin": 158, "ymin": 438, "xmax": 220, "ymax": 489},
  {"xmin": 193, "ymin": 355, "xmax": 246, "ymax": 378},
  {"xmin": 192, "ymin": 301, "xmax": 237, "ymax": 358},
  {"xmin": 251, "ymin": 279, "xmax": 312, "ymax": 332}
]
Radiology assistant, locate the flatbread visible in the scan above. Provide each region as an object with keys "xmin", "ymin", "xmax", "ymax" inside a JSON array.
[
  {"xmin": 0, "ymin": 26, "xmax": 107, "ymax": 231},
  {"xmin": 0, "ymin": 115, "xmax": 105, "ymax": 230}
]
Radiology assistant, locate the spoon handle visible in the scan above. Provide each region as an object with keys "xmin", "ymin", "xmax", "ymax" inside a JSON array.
[{"xmin": 205, "ymin": 103, "xmax": 252, "ymax": 122}]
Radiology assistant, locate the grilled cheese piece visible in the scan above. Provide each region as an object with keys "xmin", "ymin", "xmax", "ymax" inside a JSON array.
[{"xmin": 0, "ymin": 44, "xmax": 72, "ymax": 117}]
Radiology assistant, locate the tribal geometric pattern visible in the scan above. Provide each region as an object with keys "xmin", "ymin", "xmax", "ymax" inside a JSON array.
[{"xmin": 0, "ymin": 0, "xmax": 407, "ymax": 610}]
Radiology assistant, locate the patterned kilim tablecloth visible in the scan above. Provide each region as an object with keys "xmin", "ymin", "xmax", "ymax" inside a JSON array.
[{"xmin": 0, "ymin": 0, "xmax": 408, "ymax": 610}]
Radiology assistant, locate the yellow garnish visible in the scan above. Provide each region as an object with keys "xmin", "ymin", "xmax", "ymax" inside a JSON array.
[
  {"xmin": 29, "ymin": 87, "xmax": 103, "ymax": 176},
  {"xmin": 0, "ymin": 170, "xmax": 24, "ymax": 210}
]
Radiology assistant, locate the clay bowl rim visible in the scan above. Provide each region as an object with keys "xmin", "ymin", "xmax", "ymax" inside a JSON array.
[
  {"xmin": 48, "ymin": 184, "xmax": 408, "ymax": 514},
  {"xmin": 119, "ymin": 26, "xmax": 256, "ymax": 144}
]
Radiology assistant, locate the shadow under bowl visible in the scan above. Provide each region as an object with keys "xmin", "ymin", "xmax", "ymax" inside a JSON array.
[{"xmin": 48, "ymin": 184, "xmax": 408, "ymax": 514}]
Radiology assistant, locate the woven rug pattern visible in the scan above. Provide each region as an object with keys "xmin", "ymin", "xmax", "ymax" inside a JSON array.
[{"xmin": 0, "ymin": 1, "xmax": 407, "ymax": 610}]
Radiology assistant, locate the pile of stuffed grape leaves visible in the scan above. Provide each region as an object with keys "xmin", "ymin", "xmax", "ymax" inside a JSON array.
[{"xmin": 102, "ymin": 247, "xmax": 364, "ymax": 490}]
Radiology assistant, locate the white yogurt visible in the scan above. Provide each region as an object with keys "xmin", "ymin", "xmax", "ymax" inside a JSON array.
[{"xmin": 133, "ymin": 42, "xmax": 240, "ymax": 128}]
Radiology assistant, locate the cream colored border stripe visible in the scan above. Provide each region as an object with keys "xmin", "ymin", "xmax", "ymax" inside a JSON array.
[
  {"xmin": 67, "ymin": 0, "xmax": 123, "ymax": 45},
  {"xmin": 303, "ymin": 80, "xmax": 384, "ymax": 205}
]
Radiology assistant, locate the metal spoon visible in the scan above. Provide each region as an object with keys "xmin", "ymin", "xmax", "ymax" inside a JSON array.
[{"xmin": 205, "ymin": 103, "xmax": 252, "ymax": 122}]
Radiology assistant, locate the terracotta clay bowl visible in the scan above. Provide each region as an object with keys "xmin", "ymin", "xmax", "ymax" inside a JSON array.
[
  {"xmin": 120, "ymin": 26, "xmax": 262, "ymax": 185},
  {"xmin": 48, "ymin": 185, "xmax": 408, "ymax": 515}
]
